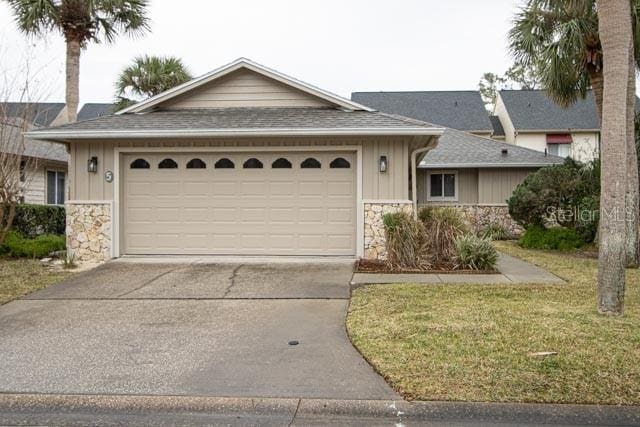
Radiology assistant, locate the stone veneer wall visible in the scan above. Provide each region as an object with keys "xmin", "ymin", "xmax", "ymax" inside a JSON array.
[
  {"xmin": 422, "ymin": 204, "xmax": 523, "ymax": 238},
  {"xmin": 66, "ymin": 203, "xmax": 112, "ymax": 263},
  {"xmin": 364, "ymin": 202, "xmax": 414, "ymax": 260}
]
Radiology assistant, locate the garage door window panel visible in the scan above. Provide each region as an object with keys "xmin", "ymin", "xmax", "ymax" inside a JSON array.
[
  {"xmin": 215, "ymin": 158, "xmax": 235, "ymax": 169},
  {"xmin": 301, "ymin": 158, "xmax": 321, "ymax": 168},
  {"xmin": 272, "ymin": 158, "xmax": 292, "ymax": 168},
  {"xmin": 243, "ymin": 158, "xmax": 263, "ymax": 169},
  {"xmin": 159, "ymin": 158, "xmax": 178, "ymax": 169},
  {"xmin": 186, "ymin": 158, "xmax": 207, "ymax": 169},
  {"xmin": 130, "ymin": 158, "xmax": 150, "ymax": 169},
  {"xmin": 330, "ymin": 157, "xmax": 350, "ymax": 168}
]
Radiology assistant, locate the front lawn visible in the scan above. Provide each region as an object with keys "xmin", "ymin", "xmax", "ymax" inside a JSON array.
[
  {"xmin": 0, "ymin": 258, "xmax": 73, "ymax": 305},
  {"xmin": 347, "ymin": 241, "xmax": 640, "ymax": 404}
]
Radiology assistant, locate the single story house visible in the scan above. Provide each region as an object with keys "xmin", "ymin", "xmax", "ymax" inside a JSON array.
[
  {"xmin": 27, "ymin": 58, "xmax": 445, "ymax": 262},
  {"xmin": 349, "ymin": 91, "xmax": 564, "ymax": 234},
  {"xmin": 1, "ymin": 102, "xmax": 69, "ymax": 205},
  {"xmin": 493, "ymin": 90, "xmax": 600, "ymax": 162}
]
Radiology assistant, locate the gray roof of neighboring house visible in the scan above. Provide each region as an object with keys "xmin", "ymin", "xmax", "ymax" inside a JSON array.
[
  {"xmin": 351, "ymin": 91, "xmax": 493, "ymax": 132},
  {"xmin": 23, "ymin": 140, "xmax": 68, "ymax": 162},
  {"xmin": 1, "ymin": 102, "xmax": 65, "ymax": 126},
  {"xmin": 489, "ymin": 115, "xmax": 505, "ymax": 137},
  {"xmin": 498, "ymin": 90, "xmax": 602, "ymax": 131},
  {"xmin": 420, "ymin": 127, "xmax": 564, "ymax": 168},
  {"xmin": 27, "ymin": 107, "xmax": 442, "ymax": 138},
  {"xmin": 77, "ymin": 103, "xmax": 114, "ymax": 121}
]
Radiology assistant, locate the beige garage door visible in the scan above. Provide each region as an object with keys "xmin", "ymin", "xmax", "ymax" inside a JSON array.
[{"xmin": 123, "ymin": 152, "xmax": 356, "ymax": 255}]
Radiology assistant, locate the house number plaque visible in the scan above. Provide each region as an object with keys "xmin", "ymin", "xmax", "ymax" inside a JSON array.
[{"xmin": 105, "ymin": 170, "xmax": 114, "ymax": 183}]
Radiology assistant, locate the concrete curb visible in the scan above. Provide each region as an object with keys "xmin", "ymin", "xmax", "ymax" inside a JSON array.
[{"xmin": 1, "ymin": 394, "xmax": 639, "ymax": 426}]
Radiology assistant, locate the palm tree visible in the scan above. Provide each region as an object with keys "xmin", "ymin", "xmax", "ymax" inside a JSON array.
[
  {"xmin": 510, "ymin": 0, "xmax": 639, "ymax": 267},
  {"xmin": 114, "ymin": 55, "xmax": 192, "ymax": 110},
  {"xmin": 596, "ymin": 0, "xmax": 633, "ymax": 315},
  {"xmin": 5, "ymin": 0, "xmax": 150, "ymax": 122}
]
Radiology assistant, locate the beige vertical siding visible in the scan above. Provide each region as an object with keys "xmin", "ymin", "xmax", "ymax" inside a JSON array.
[
  {"xmin": 164, "ymin": 69, "xmax": 332, "ymax": 109},
  {"xmin": 416, "ymin": 168, "xmax": 478, "ymax": 205},
  {"xmin": 478, "ymin": 168, "xmax": 536, "ymax": 205},
  {"xmin": 23, "ymin": 163, "xmax": 45, "ymax": 204},
  {"xmin": 361, "ymin": 138, "xmax": 409, "ymax": 200},
  {"xmin": 23, "ymin": 161, "xmax": 67, "ymax": 205},
  {"xmin": 68, "ymin": 136, "xmax": 412, "ymax": 202}
]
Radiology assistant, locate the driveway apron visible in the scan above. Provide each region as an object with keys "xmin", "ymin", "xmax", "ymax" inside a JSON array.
[{"xmin": 0, "ymin": 260, "xmax": 397, "ymax": 400}]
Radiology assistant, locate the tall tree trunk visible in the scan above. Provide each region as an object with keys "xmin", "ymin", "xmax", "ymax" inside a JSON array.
[
  {"xmin": 625, "ymin": 43, "xmax": 639, "ymax": 267},
  {"xmin": 65, "ymin": 39, "xmax": 81, "ymax": 123},
  {"xmin": 596, "ymin": 0, "xmax": 632, "ymax": 315}
]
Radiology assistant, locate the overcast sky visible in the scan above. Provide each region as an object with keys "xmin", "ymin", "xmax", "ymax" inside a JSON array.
[{"xmin": 0, "ymin": 0, "xmax": 520, "ymax": 105}]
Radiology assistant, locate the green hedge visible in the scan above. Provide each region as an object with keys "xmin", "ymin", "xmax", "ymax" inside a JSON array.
[
  {"xmin": 11, "ymin": 204, "xmax": 65, "ymax": 238},
  {"xmin": 519, "ymin": 225, "xmax": 585, "ymax": 251},
  {"xmin": 0, "ymin": 231, "xmax": 65, "ymax": 258}
]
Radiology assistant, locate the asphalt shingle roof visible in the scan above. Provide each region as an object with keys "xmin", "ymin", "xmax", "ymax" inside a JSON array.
[
  {"xmin": 77, "ymin": 103, "xmax": 114, "ymax": 121},
  {"xmin": 420, "ymin": 127, "xmax": 563, "ymax": 168},
  {"xmin": 32, "ymin": 107, "xmax": 441, "ymax": 133},
  {"xmin": 489, "ymin": 115, "xmax": 505, "ymax": 137},
  {"xmin": 351, "ymin": 91, "xmax": 493, "ymax": 132},
  {"xmin": 1, "ymin": 102, "xmax": 65, "ymax": 126},
  {"xmin": 499, "ymin": 90, "xmax": 601, "ymax": 131}
]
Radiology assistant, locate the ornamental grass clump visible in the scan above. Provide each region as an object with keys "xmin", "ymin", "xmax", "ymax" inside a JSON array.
[
  {"xmin": 383, "ymin": 212, "xmax": 430, "ymax": 269},
  {"xmin": 454, "ymin": 234, "xmax": 499, "ymax": 271},
  {"xmin": 418, "ymin": 207, "xmax": 469, "ymax": 263}
]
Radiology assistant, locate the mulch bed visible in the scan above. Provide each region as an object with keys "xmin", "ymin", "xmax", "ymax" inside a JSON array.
[{"xmin": 356, "ymin": 259, "xmax": 497, "ymax": 274}]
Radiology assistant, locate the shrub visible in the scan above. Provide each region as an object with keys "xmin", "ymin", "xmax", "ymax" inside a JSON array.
[
  {"xmin": 454, "ymin": 234, "xmax": 499, "ymax": 270},
  {"xmin": 418, "ymin": 207, "xmax": 468, "ymax": 262},
  {"xmin": 507, "ymin": 158, "xmax": 599, "ymax": 242},
  {"xmin": 12, "ymin": 204, "xmax": 66, "ymax": 238},
  {"xmin": 518, "ymin": 225, "xmax": 585, "ymax": 251},
  {"xmin": 383, "ymin": 212, "xmax": 430, "ymax": 269},
  {"xmin": 0, "ymin": 231, "xmax": 66, "ymax": 258},
  {"xmin": 479, "ymin": 223, "xmax": 509, "ymax": 240}
]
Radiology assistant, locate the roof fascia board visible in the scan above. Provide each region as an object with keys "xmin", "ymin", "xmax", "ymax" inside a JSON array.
[
  {"xmin": 515, "ymin": 128, "xmax": 600, "ymax": 133},
  {"xmin": 25, "ymin": 127, "xmax": 445, "ymax": 140},
  {"xmin": 116, "ymin": 58, "xmax": 374, "ymax": 114},
  {"xmin": 419, "ymin": 162, "xmax": 560, "ymax": 168}
]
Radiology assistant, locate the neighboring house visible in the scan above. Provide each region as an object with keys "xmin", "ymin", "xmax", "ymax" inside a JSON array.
[
  {"xmin": 352, "ymin": 91, "xmax": 494, "ymax": 138},
  {"xmin": 27, "ymin": 58, "xmax": 445, "ymax": 262},
  {"xmin": 78, "ymin": 103, "xmax": 114, "ymax": 121},
  {"xmin": 350, "ymin": 91, "xmax": 564, "ymax": 234},
  {"xmin": 0, "ymin": 103, "xmax": 69, "ymax": 205},
  {"xmin": 493, "ymin": 90, "xmax": 600, "ymax": 162}
]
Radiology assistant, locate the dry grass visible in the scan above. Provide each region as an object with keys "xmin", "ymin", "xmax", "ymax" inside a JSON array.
[
  {"xmin": 347, "ymin": 241, "xmax": 640, "ymax": 404},
  {"xmin": 0, "ymin": 258, "xmax": 72, "ymax": 305}
]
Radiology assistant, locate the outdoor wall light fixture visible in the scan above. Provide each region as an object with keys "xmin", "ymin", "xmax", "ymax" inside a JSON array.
[
  {"xmin": 88, "ymin": 156, "xmax": 98, "ymax": 173},
  {"xmin": 379, "ymin": 155, "xmax": 388, "ymax": 173}
]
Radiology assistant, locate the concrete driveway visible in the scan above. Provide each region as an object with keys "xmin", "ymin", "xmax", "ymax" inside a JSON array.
[{"xmin": 0, "ymin": 259, "xmax": 396, "ymax": 400}]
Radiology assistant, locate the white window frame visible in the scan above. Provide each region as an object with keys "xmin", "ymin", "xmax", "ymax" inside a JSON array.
[
  {"xmin": 426, "ymin": 170, "xmax": 459, "ymax": 202},
  {"xmin": 547, "ymin": 143, "xmax": 571, "ymax": 158},
  {"xmin": 46, "ymin": 169, "xmax": 66, "ymax": 205}
]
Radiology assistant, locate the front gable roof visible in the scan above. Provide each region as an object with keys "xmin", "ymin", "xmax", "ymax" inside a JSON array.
[{"xmin": 117, "ymin": 58, "xmax": 373, "ymax": 114}]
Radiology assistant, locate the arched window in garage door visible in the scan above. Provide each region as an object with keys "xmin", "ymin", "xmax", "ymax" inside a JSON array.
[
  {"xmin": 187, "ymin": 158, "xmax": 207, "ymax": 169},
  {"xmin": 130, "ymin": 158, "xmax": 150, "ymax": 169},
  {"xmin": 271, "ymin": 158, "xmax": 292, "ymax": 168},
  {"xmin": 214, "ymin": 158, "xmax": 235, "ymax": 169},
  {"xmin": 243, "ymin": 158, "xmax": 263, "ymax": 169},
  {"xmin": 330, "ymin": 157, "xmax": 351, "ymax": 168},
  {"xmin": 300, "ymin": 158, "xmax": 321, "ymax": 168},
  {"xmin": 158, "ymin": 158, "xmax": 178, "ymax": 169}
]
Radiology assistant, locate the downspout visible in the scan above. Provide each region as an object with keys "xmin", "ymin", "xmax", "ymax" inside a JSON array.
[{"xmin": 410, "ymin": 136, "xmax": 439, "ymax": 218}]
